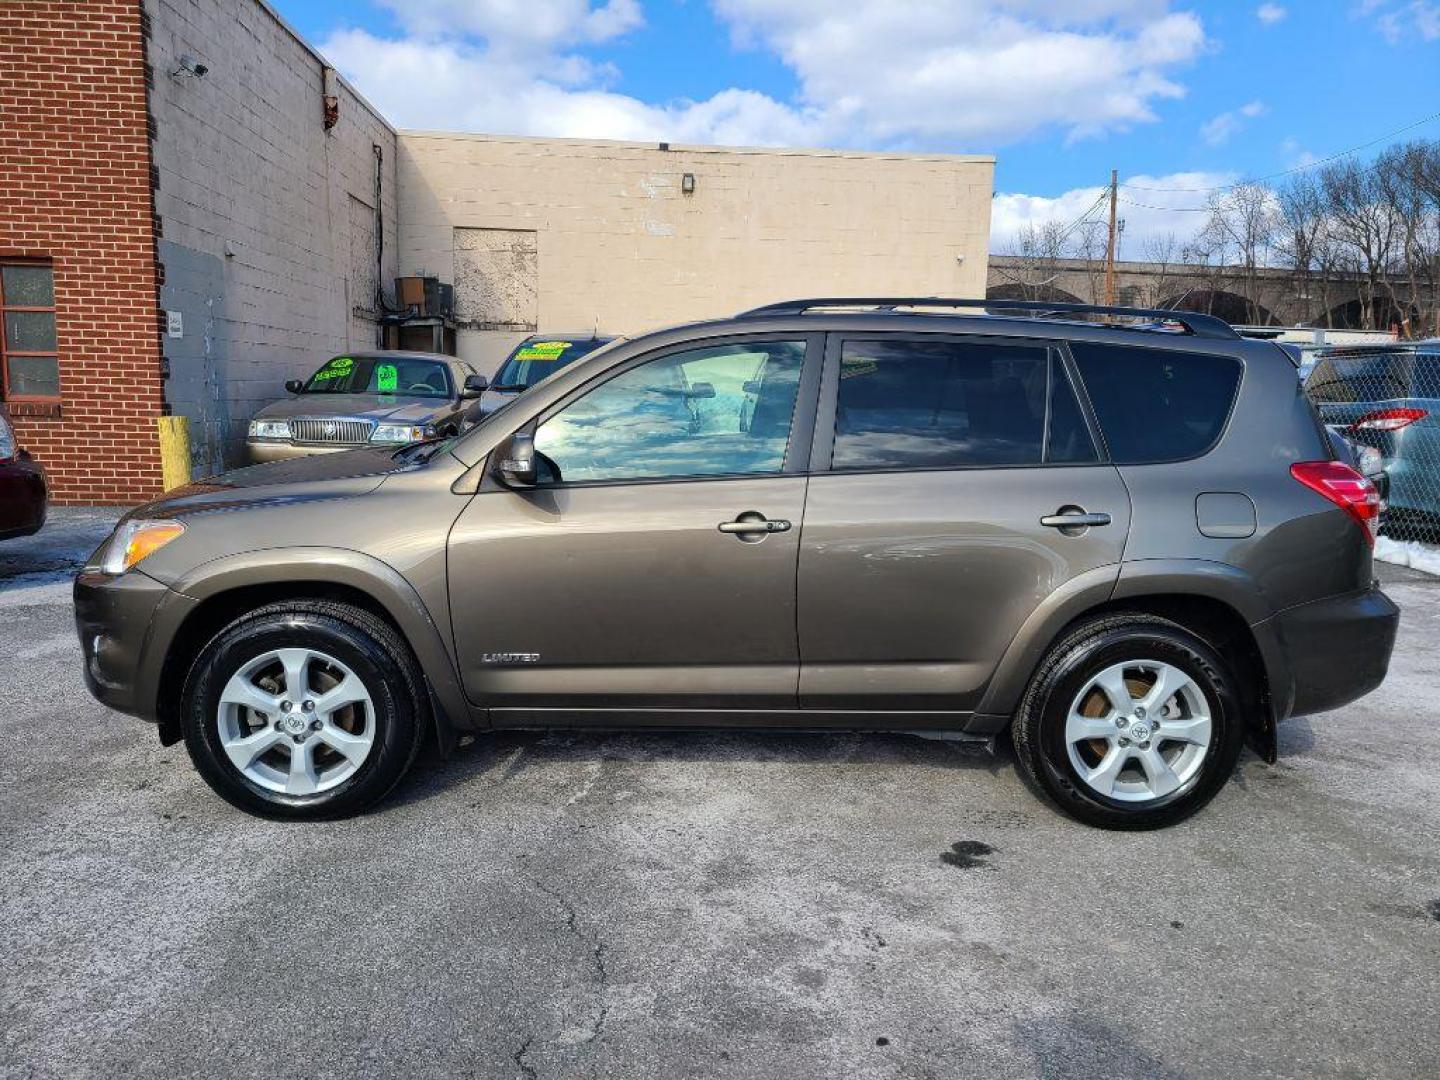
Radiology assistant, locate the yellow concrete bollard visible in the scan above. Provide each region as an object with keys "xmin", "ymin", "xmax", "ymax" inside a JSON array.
[{"xmin": 157, "ymin": 415, "xmax": 192, "ymax": 492}]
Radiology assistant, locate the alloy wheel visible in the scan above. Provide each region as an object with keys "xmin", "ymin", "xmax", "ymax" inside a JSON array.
[
  {"xmin": 215, "ymin": 647, "xmax": 375, "ymax": 796},
  {"xmin": 1063, "ymin": 659, "xmax": 1213, "ymax": 803}
]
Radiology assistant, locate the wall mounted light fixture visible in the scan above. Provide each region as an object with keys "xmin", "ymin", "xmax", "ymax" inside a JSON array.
[{"xmin": 681, "ymin": 173, "xmax": 696, "ymax": 195}]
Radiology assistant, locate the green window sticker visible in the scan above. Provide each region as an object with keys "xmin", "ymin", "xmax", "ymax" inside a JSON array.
[
  {"xmin": 515, "ymin": 341, "xmax": 573, "ymax": 361},
  {"xmin": 376, "ymin": 362, "xmax": 398, "ymax": 392},
  {"xmin": 311, "ymin": 356, "xmax": 354, "ymax": 382}
]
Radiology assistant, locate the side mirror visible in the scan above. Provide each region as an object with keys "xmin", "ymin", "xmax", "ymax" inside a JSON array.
[
  {"xmin": 284, "ymin": 379, "xmax": 304, "ymax": 395},
  {"xmin": 493, "ymin": 430, "xmax": 537, "ymax": 488},
  {"xmin": 461, "ymin": 373, "xmax": 488, "ymax": 399}
]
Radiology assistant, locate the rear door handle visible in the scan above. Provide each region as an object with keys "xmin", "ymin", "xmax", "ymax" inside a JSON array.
[
  {"xmin": 1040, "ymin": 511, "xmax": 1112, "ymax": 528},
  {"xmin": 718, "ymin": 517, "xmax": 791, "ymax": 534}
]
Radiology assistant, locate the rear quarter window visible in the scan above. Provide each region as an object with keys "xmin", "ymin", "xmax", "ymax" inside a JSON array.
[
  {"xmin": 1305, "ymin": 353, "xmax": 1414, "ymax": 403},
  {"xmin": 1069, "ymin": 343, "xmax": 1242, "ymax": 464}
]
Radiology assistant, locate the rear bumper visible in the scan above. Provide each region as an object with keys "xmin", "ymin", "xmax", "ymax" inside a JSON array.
[
  {"xmin": 0, "ymin": 455, "xmax": 47, "ymax": 540},
  {"xmin": 1259, "ymin": 585, "xmax": 1399, "ymax": 721}
]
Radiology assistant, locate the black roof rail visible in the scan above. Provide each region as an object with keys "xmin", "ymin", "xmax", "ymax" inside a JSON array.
[{"xmin": 736, "ymin": 297, "xmax": 1240, "ymax": 341}]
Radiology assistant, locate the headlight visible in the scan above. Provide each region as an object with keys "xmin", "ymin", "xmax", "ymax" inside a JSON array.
[
  {"xmin": 99, "ymin": 519, "xmax": 186, "ymax": 575},
  {"xmin": 248, "ymin": 419, "xmax": 291, "ymax": 440},
  {"xmin": 371, "ymin": 423, "xmax": 435, "ymax": 443}
]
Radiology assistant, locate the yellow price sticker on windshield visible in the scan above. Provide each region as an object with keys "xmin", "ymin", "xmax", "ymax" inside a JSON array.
[
  {"xmin": 516, "ymin": 341, "xmax": 573, "ymax": 361},
  {"xmin": 311, "ymin": 356, "xmax": 354, "ymax": 382}
]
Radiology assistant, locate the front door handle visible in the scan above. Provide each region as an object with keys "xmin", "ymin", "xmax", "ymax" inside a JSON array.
[
  {"xmin": 1040, "ymin": 509, "xmax": 1112, "ymax": 529},
  {"xmin": 718, "ymin": 515, "xmax": 792, "ymax": 535}
]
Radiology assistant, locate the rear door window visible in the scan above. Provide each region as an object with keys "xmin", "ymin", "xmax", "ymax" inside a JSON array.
[
  {"xmin": 1070, "ymin": 343, "xmax": 1241, "ymax": 464},
  {"xmin": 829, "ymin": 338, "xmax": 1098, "ymax": 470}
]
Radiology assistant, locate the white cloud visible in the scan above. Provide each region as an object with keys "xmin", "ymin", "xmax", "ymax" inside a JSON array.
[
  {"xmin": 1256, "ymin": 3, "xmax": 1287, "ymax": 24},
  {"xmin": 711, "ymin": 1, "xmax": 1207, "ymax": 145},
  {"xmin": 1200, "ymin": 99, "xmax": 1267, "ymax": 146},
  {"xmin": 321, "ymin": 0, "xmax": 1209, "ymax": 150},
  {"xmin": 1280, "ymin": 136, "xmax": 1318, "ymax": 168},
  {"xmin": 322, "ymin": 29, "xmax": 821, "ymax": 145},
  {"xmin": 374, "ymin": 0, "xmax": 643, "ymax": 49},
  {"xmin": 991, "ymin": 172, "xmax": 1234, "ymax": 255},
  {"xmin": 1363, "ymin": 0, "xmax": 1440, "ymax": 42}
]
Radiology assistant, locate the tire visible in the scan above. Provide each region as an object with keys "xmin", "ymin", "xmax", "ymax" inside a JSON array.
[
  {"xmin": 180, "ymin": 600, "xmax": 427, "ymax": 819},
  {"xmin": 1011, "ymin": 612, "xmax": 1244, "ymax": 830}
]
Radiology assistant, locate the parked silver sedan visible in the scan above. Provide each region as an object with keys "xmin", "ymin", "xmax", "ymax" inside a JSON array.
[{"xmin": 246, "ymin": 351, "xmax": 486, "ymax": 462}]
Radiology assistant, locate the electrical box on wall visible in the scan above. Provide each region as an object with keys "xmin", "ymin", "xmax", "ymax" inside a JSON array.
[{"xmin": 395, "ymin": 276, "xmax": 454, "ymax": 319}]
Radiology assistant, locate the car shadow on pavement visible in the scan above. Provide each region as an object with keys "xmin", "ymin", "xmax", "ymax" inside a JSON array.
[
  {"xmin": 382, "ymin": 727, "xmax": 1013, "ymax": 811},
  {"xmin": 0, "ymin": 505, "xmax": 124, "ymax": 585}
]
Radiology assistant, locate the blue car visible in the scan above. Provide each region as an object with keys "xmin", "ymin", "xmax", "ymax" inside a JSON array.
[{"xmin": 1306, "ymin": 343, "xmax": 1440, "ymax": 536}]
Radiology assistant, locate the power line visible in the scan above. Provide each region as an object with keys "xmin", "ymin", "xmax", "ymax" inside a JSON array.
[
  {"xmin": 1119, "ymin": 196, "xmax": 1211, "ymax": 212},
  {"xmin": 1053, "ymin": 191, "xmax": 1110, "ymax": 245},
  {"xmin": 1121, "ymin": 107, "xmax": 1440, "ymax": 195}
]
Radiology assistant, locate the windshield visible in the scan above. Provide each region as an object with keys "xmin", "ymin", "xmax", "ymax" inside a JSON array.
[
  {"xmin": 303, "ymin": 355, "xmax": 453, "ymax": 399},
  {"xmin": 492, "ymin": 338, "xmax": 611, "ymax": 391},
  {"xmin": 1305, "ymin": 352, "xmax": 1413, "ymax": 403}
]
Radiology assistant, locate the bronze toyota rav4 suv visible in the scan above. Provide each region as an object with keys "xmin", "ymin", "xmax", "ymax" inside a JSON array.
[{"xmin": 75, "ymin": 299, "xmax": 1399, "ymax": 828}]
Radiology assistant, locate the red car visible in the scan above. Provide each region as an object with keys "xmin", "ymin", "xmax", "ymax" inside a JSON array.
[{"xmin": 0, "ymin": 406, "xmax": 47, "ymax": 540}]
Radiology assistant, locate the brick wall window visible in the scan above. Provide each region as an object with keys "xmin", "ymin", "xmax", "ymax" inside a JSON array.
[{"xmin": 1, "ymin": 263, "xmax": 60, "ymax": 401}]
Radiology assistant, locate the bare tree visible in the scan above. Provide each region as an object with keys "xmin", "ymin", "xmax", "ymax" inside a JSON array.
[
  {"xmin": 1320, "ymin": 157, "xmax": 1397, "ymax": 330},
  {"xmin": 1141, "ymin": 232, "xmax": 1180, "ymax": 308},
  {"xmin": 1376, "ymin": 142, "xmax": 1440, "ymax": 336},
  {"xmin": 1202, "ymin": 182, "xmax": 1279, "ymax": 323},
  {"xmin": 1275, "ymin": 173, "xmax": 1329, "ymax": 326},
  {"xmin": 993, "ymin": 220, "xmax": 1070, "ymax": 300},
  {"xmin": 1073, "ymin": 219, "xmax": 1109, "ymax": 304}
]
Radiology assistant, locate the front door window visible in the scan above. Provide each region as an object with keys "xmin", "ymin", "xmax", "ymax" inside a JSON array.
[{"xmin": 533, "ymin": 340, "xmax": 806, "ymax": 483}]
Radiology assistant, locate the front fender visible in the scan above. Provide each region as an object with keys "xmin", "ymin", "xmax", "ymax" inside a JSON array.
[{"xmin": 145, "ymin": 546, "xmax": 479, "ymax": 738}]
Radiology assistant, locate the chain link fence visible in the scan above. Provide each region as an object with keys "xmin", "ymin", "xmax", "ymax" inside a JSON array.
[{"xmin": 1304, "ymin": 343, "xmax": 1440, "ymax": 571}]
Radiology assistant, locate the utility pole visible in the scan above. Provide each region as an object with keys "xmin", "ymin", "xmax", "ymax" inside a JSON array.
[{"xmin": 1104, "ymin": 169, "xmax": 1118, "ymax": 306}]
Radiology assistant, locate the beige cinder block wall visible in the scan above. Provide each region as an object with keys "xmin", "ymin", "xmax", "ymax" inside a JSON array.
[{"xmin": 397, "ymin": 132, "xmax": 994, "ymax": 372}]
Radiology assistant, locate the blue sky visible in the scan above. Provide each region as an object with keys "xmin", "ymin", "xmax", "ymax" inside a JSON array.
[{"xmin": 275, "ymin": 1, "xmax": 1440, "ymax": 250}]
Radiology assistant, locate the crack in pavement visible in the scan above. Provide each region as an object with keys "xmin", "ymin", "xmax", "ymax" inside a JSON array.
[
  {"xmin": 513, "ymin": 1033, "xmax": 537, "ymax": 1080},
  {"xmin": 529, "ymin": 877, "xmax": 611, "ymax": 1054}
]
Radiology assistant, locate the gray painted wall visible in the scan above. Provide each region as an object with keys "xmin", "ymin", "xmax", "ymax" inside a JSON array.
[{"xmin": 147, "ymin": 0, "xmax": 398, "ymax": 473}]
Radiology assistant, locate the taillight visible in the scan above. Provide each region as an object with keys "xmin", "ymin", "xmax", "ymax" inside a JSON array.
[
  {"xmin": 1290, "ymin": 460, "xmax": 1380, "ymax": 546},
  {"xmin": 1351, "ymin": 407, "xmax": 1427, "ymax": 432}
]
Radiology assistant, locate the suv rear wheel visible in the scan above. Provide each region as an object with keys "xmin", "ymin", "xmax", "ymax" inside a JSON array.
[
  {"xmin": 181, "ymin": 600, "xmax": 426, "ymax": 818},
  {"xmin": 1012, "ymin": 613, "xmax": 1244, "ymax": 829}
]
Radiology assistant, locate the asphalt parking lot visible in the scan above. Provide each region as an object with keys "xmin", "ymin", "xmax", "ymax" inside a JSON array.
[{"xmin": 2, "ymin": 510, "xmax": 1438, "ymax": 1080}]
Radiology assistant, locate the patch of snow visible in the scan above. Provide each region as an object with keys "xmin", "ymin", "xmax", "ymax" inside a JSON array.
[{"xmin": 1375, "ymin": 536, "xmax": 1440, "ymax": 577}]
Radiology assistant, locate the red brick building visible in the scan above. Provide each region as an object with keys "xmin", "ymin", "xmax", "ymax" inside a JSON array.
[{"xmin": 1, "ymin": 1, "xmax": 166, "ymax": 502}]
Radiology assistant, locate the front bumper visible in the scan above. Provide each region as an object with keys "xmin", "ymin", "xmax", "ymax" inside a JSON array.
[
  {"xmin": 74, "ymin": 568, "xmax": 194, "ymax": 721},
  {"xmin": 1264, "ymin": 585, "xmax": 1400, "ymax": 720},
  {"xmin": 246, "ymin": 440, "xmax": 356, "ymax": 463}
]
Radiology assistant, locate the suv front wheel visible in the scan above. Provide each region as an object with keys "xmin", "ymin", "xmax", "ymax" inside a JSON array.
[
  {"xmin": 181, "ymin": 600, "xmax": 426, "ymax": 818},
  {"xmin": 1012, "ymin": 613, "xmax": 1244, "ymax": 829}
]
